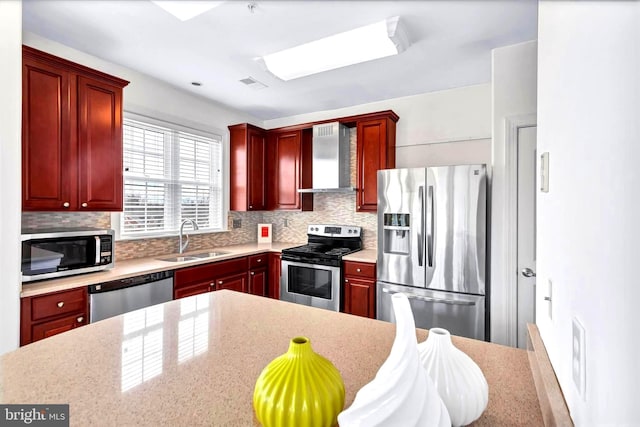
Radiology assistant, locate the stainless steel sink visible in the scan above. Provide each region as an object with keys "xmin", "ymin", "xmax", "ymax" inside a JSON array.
[
  {"xmin": 156, "ymin": 251, "xmax": 229, "ymax": 262},
  {"xmin": 157, "ymin": 256, "xmax": 201, "ymax": 262},
  {"xmin": 190, "ymin": 251, "xmax": 230, "ymax": 258}
]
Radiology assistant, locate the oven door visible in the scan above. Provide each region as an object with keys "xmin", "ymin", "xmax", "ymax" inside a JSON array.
[{"xmin": 281, "ymin": 260, "xmax": 341, "ymax": 311}]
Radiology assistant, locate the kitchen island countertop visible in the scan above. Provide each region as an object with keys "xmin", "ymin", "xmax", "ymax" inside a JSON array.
[{"xmin": 1, "ymin": 290, "xmax": 543, "ymax": 426}]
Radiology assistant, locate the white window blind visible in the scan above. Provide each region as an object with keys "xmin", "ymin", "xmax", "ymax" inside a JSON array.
[{"xmin": 120, "ymin": 118, "xmax": 223, "ymax": 237}]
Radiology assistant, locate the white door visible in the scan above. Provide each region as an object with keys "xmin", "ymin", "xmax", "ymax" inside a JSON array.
[{"xmin": 516, "ymin": 126, "xmax": 537, "ymax": 348}]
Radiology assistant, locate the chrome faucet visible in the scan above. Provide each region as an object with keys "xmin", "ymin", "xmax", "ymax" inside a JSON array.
[{"xmin": 179, "ymin": 219, "xmax": 199, "ymax": 254}]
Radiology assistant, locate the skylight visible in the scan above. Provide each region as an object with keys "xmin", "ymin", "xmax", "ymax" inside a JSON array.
[
  {"xmin": 151, "ymin": 1, "xmax": 224, "ymax": 21},
  {"xmin": 260, "ymin": 16, "xmax": 409, "ymax": 81}
]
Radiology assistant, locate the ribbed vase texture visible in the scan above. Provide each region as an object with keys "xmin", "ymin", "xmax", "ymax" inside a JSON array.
[
  {"xmin": 338, "ymin": 293, "xmax": 450, "ymax": 427},
  {"xmin": 253, "ymin": 336, "xmax": 345, "ymax": 427},
  {"xmin": 418, "ymin": 328, "xmax": 489, "ymax": 426}
]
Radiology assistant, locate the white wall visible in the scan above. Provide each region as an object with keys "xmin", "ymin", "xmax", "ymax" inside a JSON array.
[
  {"xmin": 23, "ymin": 32, "xmax": 262, "ymax": 133},
  {"xmin": 0, "ymin": 0, "xmax": 23, "ymax": 355},
  {"xmin": 264, "ymin": 83, "xmax": 491, "ymax": 150},
  {"xmin": 537, "ymin": 1, "xmax": 640, "ymax": 424},
  {"xmin": 490, "ymin": 40, "xmax": 537, "ymax": 346},
  {"xmin": 396, "ymin": 138, "xmax": 491, "ymax": 168}
]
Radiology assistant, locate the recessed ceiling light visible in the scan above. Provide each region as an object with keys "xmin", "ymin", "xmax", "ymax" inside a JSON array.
[
  {"xmin": 258, "ymin": 16, "xmax": 409, "ymax": 81},
  {"xmin": 151, "ymin": 1, "xmax": 225, "ymax": 21},
  {"xmin": 191, "ymin": 82, "xmax": 202, "ymax": 86}
]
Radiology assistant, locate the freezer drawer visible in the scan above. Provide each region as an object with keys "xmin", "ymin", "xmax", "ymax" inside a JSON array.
[{"xmin": 376, "ymin": 282, "xmax": 485, "ymax": 340}]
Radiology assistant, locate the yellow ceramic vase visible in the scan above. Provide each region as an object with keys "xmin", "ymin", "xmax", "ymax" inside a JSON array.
[{"xmin": 253, "ymin": 336, "xmax": 345, "ymax": 427}]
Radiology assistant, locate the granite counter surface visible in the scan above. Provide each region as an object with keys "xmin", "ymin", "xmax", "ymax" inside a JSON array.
[
  {"xmin": 342, "ymin": 248, "xmax": 377, "ymax": 263},
  {"xmin": 1, "ymin": 291, "xmax": 543, "ymax": 426},
  {"xmin": 21, "ymin": 242, "xmax": 302, "ymax": 298}
]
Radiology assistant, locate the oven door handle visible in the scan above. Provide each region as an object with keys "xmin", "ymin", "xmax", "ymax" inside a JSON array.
[{"xmin": 382, "ymin": 288, "xmax": 476, "ymax": 306}]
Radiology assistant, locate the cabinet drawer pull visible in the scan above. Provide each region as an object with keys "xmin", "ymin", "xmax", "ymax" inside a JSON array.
[
  {"xmin": 63, "ymin": 202, "xmax": 70, "ymax": 208},
  {"xmin": 356, "ymin": 268, "xmax": 361, "ymax": 272},
  {"xmin": 257, "ymin": 259, "xmax": 262, "ymax": 263},
  {"xmin": 57, "ymin": 302, "xmax": 64, "ymax": 308},
  {"xmin": 218, "ymin": 281, "xmax": 223, "ymax": 285},
  {"xmin": 81, "ymin": 202, "xmax": 88, "ymax": 208},
  {"xmin": 77, "ymin": 316, "xmax": 84, "ymax": 323},
  {"xmin": 250, "ymin": 272, "xmax": 255, "ymax": 276}
]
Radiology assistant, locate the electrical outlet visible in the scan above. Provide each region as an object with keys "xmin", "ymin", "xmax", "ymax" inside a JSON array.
[
  {"xmin": 283, "ymin": 218, "xmax": 289, "ymax": 228},
  {"xmin": 572, "ymin": 317, "xmax": 586, "ymax": 400},
  {"xmin": 232, "ymin": 219, "xmax": 242, "ymax": 229}
]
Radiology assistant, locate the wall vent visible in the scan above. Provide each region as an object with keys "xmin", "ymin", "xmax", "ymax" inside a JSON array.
[
  {"xmin": 317, "ymin": 124, "xmax": 334, "ymax": 137},
  {"xmin": 239, "ymin": 76, "xmax": 267, "ymax": 90}
]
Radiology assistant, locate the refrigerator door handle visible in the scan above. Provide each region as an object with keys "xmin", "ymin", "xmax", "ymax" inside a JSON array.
[
  {"xmin": 382, "ymin": 287, "xmax": 476, "ymax": 306},
  {"xmin": 427, "ymin": 185, "xmax": 434, "ymax": 267},
  {"xmin": 418, "ymin": 185, "xmax": 424, "ymax": 267}
]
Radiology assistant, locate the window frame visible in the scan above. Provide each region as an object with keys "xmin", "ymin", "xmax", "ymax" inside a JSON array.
[{"xmin": 111, "ymin": 111, "xmax": 229, "ymax": 241}]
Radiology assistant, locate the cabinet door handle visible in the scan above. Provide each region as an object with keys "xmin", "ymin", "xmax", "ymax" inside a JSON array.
[
  {"xmin": 63, "ymin": 202, "xmax": 70, "ymax": 208},
  {"xmin": 81, "ymin": 202, "xmax": 88, "ymax": 208},
  {"xmin": 210, "ymin": 282, "xmax": 215, "ymax": 287},
  {"xmin": 257, "ymin": 259, "xmax": 262, "ymax": 263},
  {"xmin": 218, "ymin": 280, "xmax": 223, "ymax": 285},
  {"xmin": 344, "ymin": 279, "xmax": 349, "ymax": 283},
  {"xmin": 249, "ymin": 205, "xmax": 253, "ymax": 209},
  {"xmin": 250, "ymin": 272, "xmax": 255, "ymax": 276},
  {"xmin": 57, "ymin": 301, "xmax": 64, "ymax": 308},
  {"xmin": 77, "ymin": 316, "xmax": 84, "ymax": 323}
]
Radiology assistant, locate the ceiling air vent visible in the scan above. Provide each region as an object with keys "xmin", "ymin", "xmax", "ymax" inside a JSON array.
[{"xmin": 239, "ymin": 76, "xmax": 267, "ymax": 90}]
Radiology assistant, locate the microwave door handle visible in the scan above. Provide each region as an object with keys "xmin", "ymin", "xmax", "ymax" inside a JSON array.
[
  {"xmin": 382, "ymin": 287, "xmax": 475, "ymax": 306},
  {"xmin": 95, "ymin": 236, "xmax": 100, "ymax": 264},
  {"xmin": 418, "ymin": 186, "xmax": 424, "ymax": 267}
]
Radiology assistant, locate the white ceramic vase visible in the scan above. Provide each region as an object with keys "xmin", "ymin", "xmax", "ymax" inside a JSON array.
[
  {"xmin": 418, "ymin": 328, "xmax": 489, "ymax": 426},
  {"xmin": 338, "ymin": 293, "xmax": 450, "ymax": 427}
]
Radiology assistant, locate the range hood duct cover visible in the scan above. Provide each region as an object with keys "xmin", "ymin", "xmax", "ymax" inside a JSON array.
[{"xmin": 298, "ymin": 122, "xmax": 355, "ymax": 193}]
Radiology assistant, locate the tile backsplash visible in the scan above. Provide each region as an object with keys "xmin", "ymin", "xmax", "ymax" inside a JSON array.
[
  {"xmin": 22, "ymin": 212, "xmax": 111, "ymax": 229},
  {"xmin": 262, "ymin": 194, "xmax": 377, "ymax": 249},
  {"xmin": 21, "ymin": 129, "xmax": 378, "ymax": 260}
]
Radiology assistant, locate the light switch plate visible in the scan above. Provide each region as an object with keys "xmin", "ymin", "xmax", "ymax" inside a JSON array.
[
  {"xmin": 572, "ymin": 317, "xmax": 586, "ymax": 400},
  {"xmin": 540, "ymin": 152, "xmax": 550, "ymax": 193}
]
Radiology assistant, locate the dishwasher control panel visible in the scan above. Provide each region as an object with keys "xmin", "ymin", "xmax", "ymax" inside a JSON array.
[{"xmin": 88, "ymin": 270, "xmax": 174, "ymax": 294}]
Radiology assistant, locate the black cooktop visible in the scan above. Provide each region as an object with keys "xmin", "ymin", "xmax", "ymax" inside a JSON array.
[
  {"xmin": 281, "ymin": 225, "xmax": 363, "ymax": 266},
  {"xmin": 283, "ymin": 243, "xmax": 360, "ymax": 258}
]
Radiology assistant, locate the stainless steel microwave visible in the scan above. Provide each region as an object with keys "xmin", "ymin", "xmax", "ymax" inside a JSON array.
[{"xmin": 21, "ymin": 228, "xmax": 115, "ymax": 282}]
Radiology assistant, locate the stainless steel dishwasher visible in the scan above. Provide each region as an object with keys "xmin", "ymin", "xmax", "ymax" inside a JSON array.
[{"xmin": 88, "ymin": 271, "xmax": 174, "ymax": 323}]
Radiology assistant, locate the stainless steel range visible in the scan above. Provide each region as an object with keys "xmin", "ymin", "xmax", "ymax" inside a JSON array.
[{"xmin": 281, "ymin": 225, "xmax": 362, "ymax": 311}]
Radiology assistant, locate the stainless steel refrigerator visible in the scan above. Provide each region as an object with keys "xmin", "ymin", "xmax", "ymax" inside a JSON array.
[{"xmin": 376, "ymin": 165, "xmax": 487, "ymax": 340}]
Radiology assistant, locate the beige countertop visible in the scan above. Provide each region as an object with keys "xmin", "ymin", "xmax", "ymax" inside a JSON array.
[
  {"xmin": 21, "ymin": 242, "xmax": 302, "ymax": 298},
  {"xmin": 0, "ymin": 291, "xmax": 542, "ymax": 426},
  {"xmin": 342, "ymin": 248, "xmax": 377, "ymax": 263}
]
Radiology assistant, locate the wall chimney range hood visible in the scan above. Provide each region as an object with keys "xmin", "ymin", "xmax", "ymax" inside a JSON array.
[{"xmin": 298, "ymin": 122, "xmax": 355, "ymax": 193}]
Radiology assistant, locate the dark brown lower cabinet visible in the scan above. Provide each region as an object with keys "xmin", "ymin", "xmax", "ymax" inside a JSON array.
[
  {"xmin": 343, "ymin": 261, "xmax": 376, "ymax": 319},
  {"xmin": 21, "ymin": 287, "xmax": 88, "ymax": 346}
]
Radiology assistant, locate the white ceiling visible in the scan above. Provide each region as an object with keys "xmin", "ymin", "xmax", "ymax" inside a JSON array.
[{"xmin": 22, "ymin": 0, "xmax": 538, "ymax": 120}]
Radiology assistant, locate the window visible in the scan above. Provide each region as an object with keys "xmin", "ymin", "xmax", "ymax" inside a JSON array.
[{"xmin": 116, "ymin": 116, "xmax": 224, "ymax": 238}]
